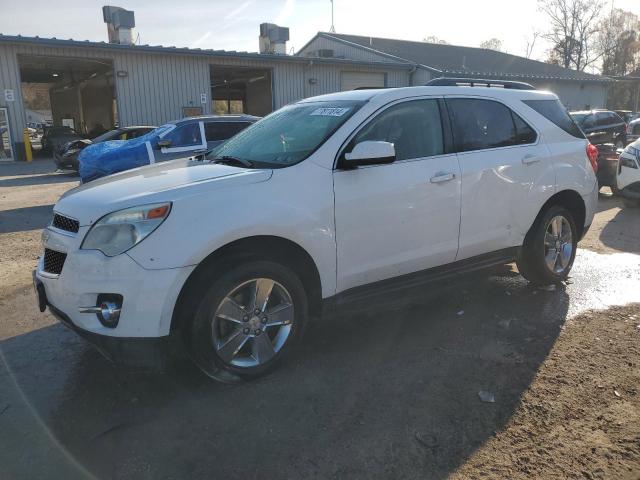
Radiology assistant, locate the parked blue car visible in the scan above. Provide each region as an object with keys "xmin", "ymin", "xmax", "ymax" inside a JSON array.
[{"xmin": 79, "ymin": 115, "xmax": 259, "ymax": 183}]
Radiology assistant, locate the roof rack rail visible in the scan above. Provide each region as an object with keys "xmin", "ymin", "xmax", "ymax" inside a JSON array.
[{"xmin": 425, "ymin": 77, "xmax": 536, "ymax": 90}]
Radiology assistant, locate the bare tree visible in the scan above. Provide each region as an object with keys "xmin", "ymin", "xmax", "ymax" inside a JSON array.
[
  {"xmin": 596, "ymin": 9, "xmax": 640, "ymax": 109},
  {"xmin": 479, "ymin": 38, "xmax": 503, "ymax": 51},
  {"xmin": 539, "ymin": 0, "xmax": 604, "ymax": 71},
  {"xmin": 596, "ymin": 8, "xmax": 640, "ymax": 76},
  {"xmin": 525, "ymin": 31, "xmax": 540, "ymax": 59},
  {"xmin": 423, "ymin": 35, "xmax": 448, "ymax": 45}
]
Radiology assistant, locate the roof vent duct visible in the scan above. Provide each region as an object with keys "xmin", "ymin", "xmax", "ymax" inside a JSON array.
[
  {"xmin": 102, "ymin": 6, "xmax": 136, "ymax": 45},
  {"xmin": 259, "ymin": 23, "xmax": 290, "ymax": 55}
]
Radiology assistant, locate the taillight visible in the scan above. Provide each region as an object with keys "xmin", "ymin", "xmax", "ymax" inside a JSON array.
[{"xmin": 587, "ymin": 143, "xmax": 598, "ymax": 173}]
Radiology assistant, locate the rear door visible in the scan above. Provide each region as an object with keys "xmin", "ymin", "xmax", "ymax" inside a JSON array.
[
  {"xmin": 333, "ymin": 97, "xmax": 461, "ymax": 292},
  {"xmin": 445, "ymin": 96, "xmax": 551, "ymax": 260}
]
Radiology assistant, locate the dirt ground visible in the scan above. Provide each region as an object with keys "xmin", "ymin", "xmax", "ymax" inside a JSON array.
[
  {"xmin": 1, "ymin": 160, "xmax": 639, "ymax": 479},
  {"xmin": 453, "ymin": 304, "xmax": 640, "ymax": 479}
]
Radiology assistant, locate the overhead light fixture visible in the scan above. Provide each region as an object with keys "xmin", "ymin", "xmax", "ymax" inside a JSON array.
[{"xmin": 52, "ymin": 73, "xmax": 59, "ymax": 77}]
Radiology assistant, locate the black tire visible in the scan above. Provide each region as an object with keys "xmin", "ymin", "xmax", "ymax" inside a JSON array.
[
  {"xmin": 186, "ymin": 260, "xmax": 308, "ymax": 379},
  {"xmin": 516, "ymin": 205, "xmax": 578, "ymax": 285}
]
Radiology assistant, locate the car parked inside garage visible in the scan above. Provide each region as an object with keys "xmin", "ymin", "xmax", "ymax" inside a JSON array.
[
  {"xmin": 41, "ymin": 125, "xmax": 82, "ymax": 155},
  {"xmin": 55, "ymin": 125, "xmax": 156, "ymax": 171},
  {"xmin": 36, "ymin": 81, "xmax": 597, "ymax": 379},
  {"xmin": 78, "ymin": 115, "xmax": 259, "ymax": 183}
]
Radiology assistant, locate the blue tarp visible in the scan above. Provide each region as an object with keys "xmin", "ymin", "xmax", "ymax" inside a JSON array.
[{"xmin": 78, "ymin": 125, "xmax": 170, "ymax": 183}]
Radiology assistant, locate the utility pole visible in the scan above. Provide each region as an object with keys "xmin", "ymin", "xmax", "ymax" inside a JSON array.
[{"xmin": 330, "ymin": 0, "xmax": 335, "ymax": 33}]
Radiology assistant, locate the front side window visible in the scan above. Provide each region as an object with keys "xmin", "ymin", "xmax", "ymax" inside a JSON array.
[
  {"xmin": 165, "ymin": 123, "xmax": 202, "ymax": 147},
  {"xmin": 447, "ymin": 98, "xmax": 516, "ymax": 152},
  {"xmin": 208, "ymin": 100, "xmax": 364, "ymax": 167},
  {"xmin": 350, "ymin": 99, "xmax": 444, "ymax": 161}
]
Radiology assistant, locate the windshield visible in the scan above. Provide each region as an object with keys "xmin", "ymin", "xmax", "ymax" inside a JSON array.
[{"xmin": 207, "ymin": 100, "xmax": 365, "ymax": 167}]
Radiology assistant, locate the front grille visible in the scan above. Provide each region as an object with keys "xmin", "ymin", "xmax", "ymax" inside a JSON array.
[
  {"xmin": 52, "ymin": 213, "xmax": 80, "ymax": 233},
  {"xmin": 43, "ymin": 248, "xmax": 67, "ymax": 275}
]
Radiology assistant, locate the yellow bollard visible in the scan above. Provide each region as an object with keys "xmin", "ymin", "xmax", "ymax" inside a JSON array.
[{"xmin": 23, "ymin": 128, "xmax": 33, "ymax": 162}]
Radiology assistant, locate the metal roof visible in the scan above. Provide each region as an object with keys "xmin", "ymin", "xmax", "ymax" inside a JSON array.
[
  {"xmin": 0, "ymin": 34, "xmax": 413, "ymax": 70},
  {"xmin": 312, "ymin": 32, "xmax": 612, "ymax": 83}
]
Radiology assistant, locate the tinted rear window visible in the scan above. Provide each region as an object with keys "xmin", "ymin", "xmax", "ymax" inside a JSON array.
[
  {"xmin": 523, "ymin": 99, "xmax": 584, "ymax": 139},
  {"xmin": 447, "ymin": 98, "xmax": 517, "ymax": 152}
]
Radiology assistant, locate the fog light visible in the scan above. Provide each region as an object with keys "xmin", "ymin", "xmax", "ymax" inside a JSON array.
[{"xmin": 79, "ymin": 294, "xmax": 123, "ymax": 328}]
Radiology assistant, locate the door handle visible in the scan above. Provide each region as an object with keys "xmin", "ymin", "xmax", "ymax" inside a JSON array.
[
  {"xmin": 522, "ymin": 154, "xmax": 540, "ymax": 165},
  {"xmin": 430, "ymin": 172, "xmax": 455, "ymax": 183}
]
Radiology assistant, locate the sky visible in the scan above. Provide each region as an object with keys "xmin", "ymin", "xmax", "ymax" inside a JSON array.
[{"xmin": 1, "ymin": 0, "xmax": 639, "ymax": 63}]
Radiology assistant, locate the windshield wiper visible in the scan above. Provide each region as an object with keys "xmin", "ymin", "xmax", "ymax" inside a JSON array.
[{"xmin": 210, "ymin": 155, "xmax": 254, "ymax": 168}]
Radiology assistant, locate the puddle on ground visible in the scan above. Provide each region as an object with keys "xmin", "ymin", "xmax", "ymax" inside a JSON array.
[{"xmin": 567, "ymin": 249, "xmax": 640, "ymax": 318}]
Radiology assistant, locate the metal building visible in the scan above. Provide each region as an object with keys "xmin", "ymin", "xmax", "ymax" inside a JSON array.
[
  {"xmin": 0, "ymin": 34, "xmax": 412, "ymax": 161},
  {"xmin": 298, "ymin": 32, "xmax": 612, "ymax": 111}
]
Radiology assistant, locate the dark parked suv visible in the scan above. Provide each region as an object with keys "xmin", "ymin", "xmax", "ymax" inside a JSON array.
[{"xmin": 570, "ymin": 109, "xmax": 627, "ymax": 147}]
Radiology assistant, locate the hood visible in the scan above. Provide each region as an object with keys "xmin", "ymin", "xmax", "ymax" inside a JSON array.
[{"xmin": 56, "ymin": 159, "xmax": 273, "ymax": 225}]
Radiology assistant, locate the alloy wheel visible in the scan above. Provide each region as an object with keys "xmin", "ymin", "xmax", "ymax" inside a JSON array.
[
  {"xmin": 211, "ymin": 278, "xmax": 294, "ymax": 368},
  {"xmin": 543, "ymin": 215, "xmax": 573, "ymax": 274}
]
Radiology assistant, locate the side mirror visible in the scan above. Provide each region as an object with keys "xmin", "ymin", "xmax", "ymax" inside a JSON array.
[
  {"xmin": 343, "ymin": 141, "xmax": 395, "ymax": 167},
  {"xmin": 156, "ymin": 139, "xmax": 172, "ymax": 149}
]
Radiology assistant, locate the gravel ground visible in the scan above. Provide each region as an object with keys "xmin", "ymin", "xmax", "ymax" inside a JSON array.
[{"xmin": 0, "ymin": 160, "xmax": 639, "ymax": 479}]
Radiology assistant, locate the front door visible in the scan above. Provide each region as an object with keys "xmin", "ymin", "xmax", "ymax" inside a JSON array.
[
  {"xmin": 0, "ymin": 108, "xmax": 14, "ymax": 161},
  {"xmin": 157, "ymin": 121, "xmax": 207, "ymax": 162},
  {"xmin": 333, "ymin": 98, "xmax": 461, "ymax": 293}
]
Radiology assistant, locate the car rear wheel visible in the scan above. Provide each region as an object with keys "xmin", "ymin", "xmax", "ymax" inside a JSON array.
[
  {"xmin": 516, "ymin": 205, "xmax": 578, "ymax": 285},
  {"xmin": 187, "ymin": 261, "xmax": 307, "ymax": 379}
]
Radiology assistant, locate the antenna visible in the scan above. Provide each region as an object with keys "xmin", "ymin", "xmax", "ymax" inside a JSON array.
[{"xmin": 329, "ymin": 0, "xmax": 336, "ymax": 33}]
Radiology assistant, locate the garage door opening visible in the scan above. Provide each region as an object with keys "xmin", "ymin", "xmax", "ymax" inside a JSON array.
[
  {"xmin": 211, "ymin": 66, "xmax": 273, "ymax": 117},
  {"xmin": 18, "ymin": 54, "xmax": 116, "ymax": 153},
  {"xmin": 341, "ymin": 71, "xmax": 386, "ymax": 91}
]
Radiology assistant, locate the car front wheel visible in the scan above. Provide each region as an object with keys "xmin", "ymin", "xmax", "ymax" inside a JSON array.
[
  {"xmin": 517, "ymin": 205, "xmax": 578, "ymax": 285},
  {"xmin": 187, "ymin": 261, "xmax": 307, "ymax": 379}
]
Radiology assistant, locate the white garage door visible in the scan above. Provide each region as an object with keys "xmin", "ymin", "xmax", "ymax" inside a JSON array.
[{"xmin": 341, "ymin": 71, "xmax": 386, "ymax": 91}]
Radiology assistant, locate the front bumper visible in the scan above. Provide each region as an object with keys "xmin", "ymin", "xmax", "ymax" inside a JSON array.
[
  {"xmin": 36, "ymin": 225, "xmax": 195, "ymax": 366},
  {"xmin": 47, "ymin": 299, "xmax": 170, "ymax": 370}
]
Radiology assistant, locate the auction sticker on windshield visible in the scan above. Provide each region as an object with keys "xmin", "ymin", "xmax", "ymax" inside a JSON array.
[{"xmin": 310, "ymin": 107, "xmax": 350, "ymax": 117}]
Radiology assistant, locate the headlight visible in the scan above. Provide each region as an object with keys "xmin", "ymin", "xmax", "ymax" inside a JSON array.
[{"xmin": 81, "ymin": 203, "xmax": 171, "ymax": 256}]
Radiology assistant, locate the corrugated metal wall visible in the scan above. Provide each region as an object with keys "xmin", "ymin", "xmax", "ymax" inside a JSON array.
[
  {"xmin": 0, "ymin": 40, "xmax": 410, "ymax": 158},
  {"xmin": 532, "ymin": 80, "xmax": 608, "ymax": 110},
  {"xmin": 411, "ymin": 67, "xmax": 433, "ymax": 86},
  {"xmin": 114, "ymin": 52, "xmax": 210, "ymax": 125}
]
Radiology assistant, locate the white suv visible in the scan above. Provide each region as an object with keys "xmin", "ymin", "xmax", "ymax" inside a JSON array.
[{"xmin": 35, "ymin": 81, "xmax": 598, "ymax": 378}]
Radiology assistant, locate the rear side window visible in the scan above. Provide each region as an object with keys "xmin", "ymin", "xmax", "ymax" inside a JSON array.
[
  {"xmin": 523, "ymin": 99, "xmax": 585, "ymax": 139},
  {"xmin": 352, "ymin": 99, "xmax": 444, "ymax": 161},
  {"xmin": 205, "ymin": 122, "xmax": 252, "ymax": 141},
  {"xmin": 447, "ymin": 98, "xmax": 517, "ymax": 152}
]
